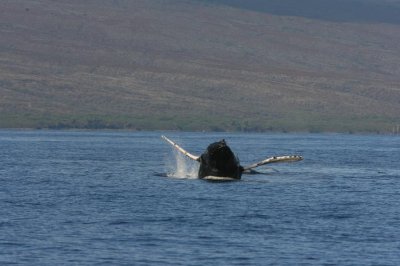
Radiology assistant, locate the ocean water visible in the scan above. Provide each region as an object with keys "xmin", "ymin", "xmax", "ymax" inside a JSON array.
[{"xmin": 0, "ymin": 130, "xmax": 399, "ymax": 265}]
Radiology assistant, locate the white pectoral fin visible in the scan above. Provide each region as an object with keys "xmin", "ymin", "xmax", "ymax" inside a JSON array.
[
  {"xmin": 161, "ymin": 135, "xmax": 200, "ymax": 161},
  {"xmin": 243, "ymin": 155, "xmax": 303, "ymax": 171}
]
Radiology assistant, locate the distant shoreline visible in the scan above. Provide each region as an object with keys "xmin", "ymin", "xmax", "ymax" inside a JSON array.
[{"xmin": 0, "ymin": 126, "xmax": 397, "ymax": 135}]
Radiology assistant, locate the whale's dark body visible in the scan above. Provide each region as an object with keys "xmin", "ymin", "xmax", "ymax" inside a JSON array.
[{"xmin": 198, "ymin": 139, "xmax": 243, "ymax": 179}]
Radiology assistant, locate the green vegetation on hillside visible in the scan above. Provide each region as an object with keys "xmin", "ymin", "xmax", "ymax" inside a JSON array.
[{"xmin": 1, "ymin": 112, "xmax": 396, "ymax": 134}]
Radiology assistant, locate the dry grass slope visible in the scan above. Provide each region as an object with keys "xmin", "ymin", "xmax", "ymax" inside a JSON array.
[{"xmin": 1, "ymin": 0, "xmax": 399, "ymax": 132}]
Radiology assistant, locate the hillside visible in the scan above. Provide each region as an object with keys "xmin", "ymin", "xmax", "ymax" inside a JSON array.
[{"xmin": 1, "ymin": 0, "xmax": 399, "ymax": 132}]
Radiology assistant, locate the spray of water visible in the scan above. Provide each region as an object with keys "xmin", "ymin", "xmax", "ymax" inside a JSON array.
[{"xmin": 166, "ymin": 150, "xmax": 199, "ymax": 179}]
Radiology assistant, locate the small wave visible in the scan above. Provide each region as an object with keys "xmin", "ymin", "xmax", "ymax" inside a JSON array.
[
  {"xmin": 321, "ymin": 213, "xmax": 354, "ymax": 220},
  {"xmin": 108, "ymin": 220, "xmax": 131, "ymax": 226}
]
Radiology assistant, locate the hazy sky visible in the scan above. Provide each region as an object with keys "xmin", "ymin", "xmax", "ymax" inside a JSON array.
[{"xmin": 198, "ymin": 0, "xmax": 400, "ymax": 24}]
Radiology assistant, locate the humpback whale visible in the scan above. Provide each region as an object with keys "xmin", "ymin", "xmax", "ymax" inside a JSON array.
[{"xmin": 162, "ymin": 136, "xmax": 302, "ymax": 181}]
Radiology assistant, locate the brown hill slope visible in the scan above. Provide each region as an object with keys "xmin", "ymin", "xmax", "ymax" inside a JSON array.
[{"xmin": 1, "ymin": 0, "xmax": 399, "ymax": 132}]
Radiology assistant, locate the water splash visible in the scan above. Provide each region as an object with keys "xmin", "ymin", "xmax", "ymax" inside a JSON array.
[{"xmin": 166, "ymin": 150, "xmax": 199, "ymax": 179}]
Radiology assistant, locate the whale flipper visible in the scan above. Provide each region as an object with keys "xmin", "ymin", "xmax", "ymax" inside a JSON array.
[
  {"xmin": 242, "ymin": 155, "xmax": 303, "ymax": 172},
  {"xmin": 161, "ymin": 135, "xmax": 200, "ymax": 161}
]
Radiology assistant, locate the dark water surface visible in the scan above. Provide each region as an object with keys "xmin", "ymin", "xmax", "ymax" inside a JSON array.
[{"xmin": 1, "ymin": 131, "xmax": 399, "ymax": 265}]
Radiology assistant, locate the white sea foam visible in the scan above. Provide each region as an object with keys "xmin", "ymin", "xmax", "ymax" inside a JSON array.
[{"xmin": 166, "ymin": 150, "xmax": 199, "ymax": 179}]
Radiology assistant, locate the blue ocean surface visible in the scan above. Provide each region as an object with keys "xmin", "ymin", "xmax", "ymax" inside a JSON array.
[{"xmin": 0, "ymin": 130, "xmax": 399, "ymax": 265}]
